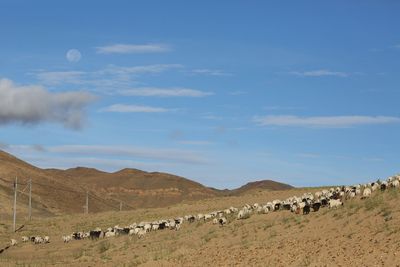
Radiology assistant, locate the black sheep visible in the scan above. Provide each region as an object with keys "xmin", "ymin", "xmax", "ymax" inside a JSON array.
[{"xmin": 303, "ymin": 205, "xmax": 311, "ymax": 215}]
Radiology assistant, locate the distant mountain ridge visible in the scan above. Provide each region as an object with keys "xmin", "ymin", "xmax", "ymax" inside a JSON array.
[{"xmin": 0, "ymin": 150, "xmax": 293, "ymax": 216}]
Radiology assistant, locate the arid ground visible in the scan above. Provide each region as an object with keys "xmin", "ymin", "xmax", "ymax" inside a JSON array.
[{"xmin": 1, "ymin": 187, "xmax": 400, "ymax": 266}]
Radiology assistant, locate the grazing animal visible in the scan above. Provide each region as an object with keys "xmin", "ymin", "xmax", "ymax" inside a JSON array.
[
  {"xmin": 21, "ymin": 236, "xmax": 29, "ymax": 243},
  {"xmin": 312, "ymin": 202, "xmax": 321, "ymax": 212},
  {"xmin": 362, "ymin": 188, "xmax": 372, "ymax": 199},
  {"xmin": 10, "ymin": 239, "xmax": 17, "ymax": 246},
  {"xmin": 329, "ymin": 199, "xmax": 343, "ymax": 209},
  {"xmin": 381, "ymin": 183, "xmax": 387, "ymax": 191},
  {"xmin": 218, "ymin": 217, "xmax": 227, "ymax": 226},
  {"xmin": 237, "ymin": 208, "xmax": 250, "ymax": 219},
  {"xmin": 105, "ymin": 231, "xmax": 116, "ymax": 238},
  {"xmin": 152, "ymin": 224, "xmax": 159, "ymax": 231},
  {"xmin": 303, "ymin": 205, "xmax": 311, "ymax": 215},
  {"xmin": 34, "ymin": 236, "xmax": 44, "ymax": 244},
  {"xmin": 90, "ymin": 228, "xmax": 103, "ymax": 239},
  {"xmin": 137, "ymin": 229, "xmax": 146, "ymax": 239},
  {"xmin": 62, "ymin": 235, "xmax": 72, "ymax": 243}
]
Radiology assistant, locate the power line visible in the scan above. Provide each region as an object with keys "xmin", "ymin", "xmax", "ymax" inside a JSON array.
[{"xmin": 1, "ymin": 176, "xmax": 134, "ymax": 212}]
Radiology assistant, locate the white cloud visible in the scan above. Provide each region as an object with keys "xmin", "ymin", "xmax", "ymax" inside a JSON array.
[
  {"xmin": 190, "ymin": 69, "xmax": 232, "ymax": 76},
  {"xmin": 253, "ymin": 115, "xmax": 400, "ymax": 128},
  {"xmin": 96, "ymin": 43, "xmax": 170, "ymax": 54},
  {"xmin": 289, "ymin": 69, "xmax": 349, "ymax": 77},
  {"xmin": 0, "ymin": 78, "xmax": 95, "ymax": 129},
  {"xmin": 101, "ymin": 104, "xmax": 169, "ymax": 113},
  {"xmin": 120, "ymin": 87, "xmax": 213, "ymax": 97}
]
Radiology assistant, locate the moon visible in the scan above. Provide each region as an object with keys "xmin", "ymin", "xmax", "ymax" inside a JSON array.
[{"xmin": 66, "ymin": 49, "xmax": 81, "ymax": 62}]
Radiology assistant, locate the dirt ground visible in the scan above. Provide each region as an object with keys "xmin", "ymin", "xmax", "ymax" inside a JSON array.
[{"xmin": 1, "ymin": 187, "xmax": 400, "ymax": 266}]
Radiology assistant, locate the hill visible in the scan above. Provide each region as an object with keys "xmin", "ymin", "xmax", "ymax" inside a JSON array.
[
  {"xmin": 0, "ymin": 150, "xmax": 292, "ymax": 217},
  {"xmin": 228, "ymin": 179, "xmax": 294, "ymax": 195}
]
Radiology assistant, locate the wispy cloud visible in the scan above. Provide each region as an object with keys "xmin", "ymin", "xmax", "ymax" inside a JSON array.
[
  {"xmin": 101, "ymin": 104, "xmax": 169, "ymax": 113},
  {"xmin": 253, "ymin": 115, "xmax": 400, "ymax": 128},
  {"xmin": 47, "ymin": 145, "xmax": 208, "ymax": 164},
  {"xmin": 297, "ymin": 153, "xmax": 320, "ymax": 159},
  {"xmin": 96, "ymin": 43, "xmax": 170, "ymax": 54},
  {"xmin": 2, "ymin": 144, "xmax": 209, "ymax": 169},
  {"xmin": 101, "ymin": 64, "xmax": 182, "ymax": 76},
  {"xmin": 35, "ymin": 71, "xmax": 85, "ymax": 85},
  {"xmin": 0, "ymin": 78, "xmax": 95, "ymax": 129},
  {"xmin": 34, "ymin": 64, "xmax": 183, "ymax": 93},
  {"xmin": 119, "ymin": 87, "xmax": 213, "ymax": 97},
  {"xmin": 201, "ymin": 114, "xmax": 223, "ymax": 120},
  {"xmin": 263, "ymin": 106, "xmax": 302, "ymax": 111},
  {"xmin": 288, "ymin": 69, "xmax": 349, "ymax": 77},
  {"xmin": 178, "ymin": 140, "xmax": 214, "ymax": 145},
  {"xmin": 189, "ymin": 69, "xmax": 232, "ymax": 76},
  {"xmin": 229, "ymin": 91, "xmax": 246, "ymax": 96}
]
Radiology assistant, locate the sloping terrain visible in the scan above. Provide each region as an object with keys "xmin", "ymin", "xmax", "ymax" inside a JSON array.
[
  {"xmin": 0, "ymin": 150, "xmax": 293, "ymax": 217},
  {"xmin": 0, "ymin": 187, "xmax": 399, "ymax": 266},
  {"xmin": 228, "ymin": 179, "xmax": 294, "ymax": 195}
]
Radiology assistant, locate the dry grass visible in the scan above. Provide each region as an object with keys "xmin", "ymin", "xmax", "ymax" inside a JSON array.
[{"xmin": 1, "ymin": 188, "xmax": 400, "ymax": 266}]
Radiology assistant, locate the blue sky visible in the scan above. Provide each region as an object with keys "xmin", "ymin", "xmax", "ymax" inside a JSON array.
[{"xmin": 1, "ymin": 1, "xmax": 400, "ymax": 188}]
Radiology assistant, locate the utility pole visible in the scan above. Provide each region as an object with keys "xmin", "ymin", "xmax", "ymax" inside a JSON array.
[
  {"xmin": 85, "ymin": 191, "xmax": 89, "ymax": 215},
  {"xmin": 28, "ymin": 178, "xmax": 32, "ymax": 221},
  {"xmin": 13, "ymin": 176, "xmax": 17, "ymax": 232},
  {"xmin": 120, "ymin": 201, "xmax": 122, "ymax": 211}
]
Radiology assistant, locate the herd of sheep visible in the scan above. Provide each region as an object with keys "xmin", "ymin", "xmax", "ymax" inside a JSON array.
[{"xmin": 8, "ymin": 174, "xmax": 400, "ymax": 248}]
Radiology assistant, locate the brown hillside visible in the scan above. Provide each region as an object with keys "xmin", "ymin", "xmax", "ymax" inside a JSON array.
[
  {"xmin": 0, "ymin": 150, "xmax": 292, "ymax": 217},
  {"xmin": 232, "ymin": 179, "xmax": 294, "ymax": 195}
]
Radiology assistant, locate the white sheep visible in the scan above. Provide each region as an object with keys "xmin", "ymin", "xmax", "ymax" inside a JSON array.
[
  {"xmin": 329, "ymin": 199, "xmax": 343, "ymax": 209},
  {"xmin": 237, "ymin": 208, "xmax": 250, "ymax": 219},
  {"xmin": 151, "ymin": 224, "xmax": 159, "ymax": 231},
  {"xmin": 362, "ymin": 188, "xmax": 372, "ymax": 198},
  {"xmin": 10, "ymin": 239, "xmax": 17, "ymax": 246},
  {"xmin": 62, "ymin": 235, "xmax": 72, "ymax": 243},
  {"xmin": 34, "ymin": 236, "xmax": 44, "ymax": 244},
  {"xmin": 21, "ymin": 236, "xmax": 29, "ymax": 243},
  {"xmin": 105, "ymin": 231, "xmax": 116, "ymax": 238},
  {"xmin": 137, "ymin": 229, "xmax": 146, "ymax": 239}
]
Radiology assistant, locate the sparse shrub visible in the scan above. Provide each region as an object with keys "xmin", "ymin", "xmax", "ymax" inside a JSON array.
[
  {"xmin": 332, "ymin": 212, "xmax": 343, "ymax": 220},
  {"xmin": 73, "ymin": 249, "xmax": 84, "ymax": 259},
  {"xmin": 263, "ymin": 221, "xmax": 274, "ymax": 230},
  {"xmin": 364, "ymin": 194, "xmax": 384, "ymax": 211},
  {"xmin": 380, "ymin": 206, "xmax": 392, "ymax": 221},
  {"xmin": 269, "ymin": 230, "xmax": 277, "ymax": 239},
  {"xmin": 99, "ymin": 241, "xmax": 111, "ymax": 253}
]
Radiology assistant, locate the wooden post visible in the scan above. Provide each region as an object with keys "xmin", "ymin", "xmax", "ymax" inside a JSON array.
[
  {"xmin": 28, "ymin": 178, "xmax": 32, "ymax": 221},
  {"xmin": 85, "ymin": 191, "xmax": 89, "ymax": 215},
  {"xmin": 13, "ymin": 176, "xmax": 17, "ymax": 232}
]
